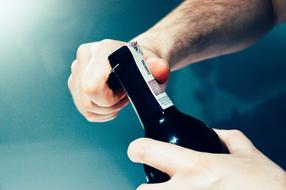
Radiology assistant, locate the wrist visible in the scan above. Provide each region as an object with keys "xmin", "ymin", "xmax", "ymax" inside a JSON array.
[{"xmin": 131, "ymin": 30, "xmax": 172, "ymax": 68}]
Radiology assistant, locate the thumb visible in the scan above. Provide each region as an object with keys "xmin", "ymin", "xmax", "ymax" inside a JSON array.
[
  {"xmin": 146, "ymin": 57, "xmax": 170, "ymax": 85},
  {"xmin": 128, "ymin": 138, "xmax": 196, "ymax": 176}
]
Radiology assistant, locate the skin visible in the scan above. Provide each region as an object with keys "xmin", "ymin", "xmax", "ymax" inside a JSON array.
[
  {"xmin": 68, "ymin": 40, "xmax": 170, "ymax": 122},
  {"xmin": 128, "ymin": 130, "xmax": 286, "ymax": 190},
  {"xmin": 68, "ymin": 0, "xmax": 286, "ymax": 189}
]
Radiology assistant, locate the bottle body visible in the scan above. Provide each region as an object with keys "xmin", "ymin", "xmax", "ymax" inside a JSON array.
[{"xmin": 143, "ymin": 106, "xmax": 228, "ymax": 183}]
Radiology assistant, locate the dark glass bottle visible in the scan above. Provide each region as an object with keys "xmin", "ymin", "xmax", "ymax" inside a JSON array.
[{"xmin": 108, "ymin": 42, "xmax": 228, "ymax": 184}]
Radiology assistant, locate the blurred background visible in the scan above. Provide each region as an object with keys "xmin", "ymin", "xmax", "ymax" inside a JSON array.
[{"xmin": 0, "ymin": 0, "xmax": 285, "ymax": 189}]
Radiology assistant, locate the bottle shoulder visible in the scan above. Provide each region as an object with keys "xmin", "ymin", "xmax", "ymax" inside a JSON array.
[
  {"xmin": 145, "ymin": 106, "xmax": 209, "ymax": 133},
  {"xmin": 144, "ymin": 106, "xmax": 227, "ymax": 152}
]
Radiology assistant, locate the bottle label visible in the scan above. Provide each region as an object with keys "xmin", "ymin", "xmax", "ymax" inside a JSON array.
[{"xmin": 127, "ymin": 42, "xmax": 173, "ymax": 110}]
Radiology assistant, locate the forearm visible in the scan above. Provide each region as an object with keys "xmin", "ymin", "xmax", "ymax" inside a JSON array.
[
  {"xmin": 135, "ymin": 0, "xmax": 278, "ymax": 70},
  {"xmin": 273, "ymin": 0, "xmax": 286, "ymax": 23}
]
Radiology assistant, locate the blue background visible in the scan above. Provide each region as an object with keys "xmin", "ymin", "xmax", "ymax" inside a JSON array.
[{"xmin": 0, "ymin": 0, "xmax": 285, "ymax": 189}]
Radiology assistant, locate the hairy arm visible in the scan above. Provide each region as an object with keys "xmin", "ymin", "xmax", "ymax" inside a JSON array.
[
  {"xmin": 68, "ymin": 0, "xmax": 285, "ymax": 122},
  {"xmin": 135, "ymin": 0, "xmax": 285, "ymax": 70}
]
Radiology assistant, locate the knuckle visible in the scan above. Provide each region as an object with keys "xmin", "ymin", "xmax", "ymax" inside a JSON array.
[
  {"xmin": 77, "ymin": 43, "xmax": 89, "ymax": 58},
  {"xmin": 100, "ymin": 39, "xmax": 113, "ymax": 45},
  {"xmin": 71, "ymin": 61, "xmax": 77, "ymax": 73},
  {"xmin": 91, "ymin": 39, "xmax": 113, "ymax": 54},
  {"xmin": 67, "ymin": 76, "xmax": 73, "ymax": 90},
  {"xmin": 81, "ymin": 80, "xmax": 100, "ymax": 94}
]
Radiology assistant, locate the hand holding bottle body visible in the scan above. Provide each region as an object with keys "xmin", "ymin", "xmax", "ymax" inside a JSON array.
[
  {"xmin": 67, "ymin": 39, "xmax": 170, "ymax": 122},
  {"xmin": 128, "ymin": 129, "xmax": 286, "ymax": 190}
]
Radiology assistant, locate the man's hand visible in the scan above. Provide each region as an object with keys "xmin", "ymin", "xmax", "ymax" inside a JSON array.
[
  {"xmin": 128, "ymin": 129, "xmax": 286, "ymax": 190},
  {"xmin": 68, "ymin": 39, "xmax": 170, "ymax": 122}
]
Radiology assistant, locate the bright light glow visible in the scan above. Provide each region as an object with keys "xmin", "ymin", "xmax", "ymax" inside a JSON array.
[
  {"xmin": 0, "ymin": 0, "xmax": 32, "ymax": 22},
  {"xmin": 169, "ymin": 136, "xmax": 179, "ymax": 144},
  {"xmin": 0, "ymin": 0, "xmax": 37, "ymax": 35}
]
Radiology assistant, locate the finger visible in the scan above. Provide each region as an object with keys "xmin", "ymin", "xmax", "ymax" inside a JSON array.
[
  {"xmin": 128, "ymin": 138, "xmax": 195, "ymax": 176},
  {"xmin": 147, "ymin": 58, "xmax": 170, "ymax": 84},
  {"xmin": 81, "ymin": 72, "xmax": 126, "ymax": 107},
  {"xmin": 76, "ymin": 43, "xmax": 93, "ymax": 90},
  {"xmin": 71, "ymin": 60, "xmax": 78, "ymax": 74},
  {"xmin": 84, "ymin": 96, "xmax": 129, "ymax": 114},
  {"xmin": 68, "ymin": 60, "xmax": 78, "ymax": 91},
  {"xmin": 214, "ymin": 129, "xmax": 258, "ymax": 155},
  {"xmin": 84, "ymin": 111, "xmax": 118, "ymax": 123},
  {"xmin": 81, "ymin": 41, "xmax": 125, "ymax": 107},
  {"xmin": 67, "ymin": 75, "xmax": 73, "ymax": 91},
  {"xmin": 137, "ymin": 182, "xmax": 170, "ymax": 190},
  {"xmin": 68, "ymin": 60, "xmax": 78, "ymax": 89},
  {"xmin": 76, "ymin": 43, "xmax": 93, "ymax": 65},
  {"xmin": 74, "ymin": 44, "xmax": 93, "ymax": 102}
]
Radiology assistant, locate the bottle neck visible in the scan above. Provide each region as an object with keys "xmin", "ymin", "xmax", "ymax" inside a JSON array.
[{"xmin": 108, "ymin": 43, "xmax": 173, "ymax": 127}]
